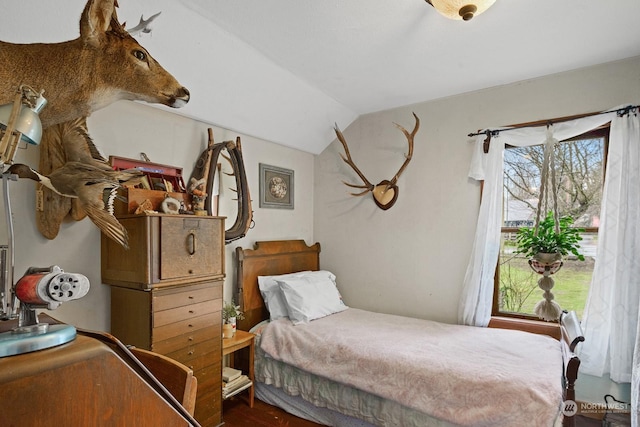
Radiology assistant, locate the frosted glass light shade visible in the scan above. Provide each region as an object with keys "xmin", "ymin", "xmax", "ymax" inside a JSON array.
[
  {"xmin": 0, "ymin": 95, "xmax": 46, "ymax": 145},
  {"xmin": 428, "ymin": 0, "xmax": 496, "ymax": 21}
]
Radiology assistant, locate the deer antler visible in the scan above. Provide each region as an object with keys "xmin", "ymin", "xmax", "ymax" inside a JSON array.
[
  {"xmin": 333, "ymin": 113, "xmax": 421, "ymax": 210},
  {"xmin": 334, "ymin": 125, "xmax": 374, "ymax": 196},
  {"xmin": 388, "ymin": 112, "xmax": 420, "ymax": 186}
]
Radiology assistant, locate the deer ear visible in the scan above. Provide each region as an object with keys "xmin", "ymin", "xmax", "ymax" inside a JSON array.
[{"xmin": 79, "ymin": 0, "xmax": 116, "ymax": 45}]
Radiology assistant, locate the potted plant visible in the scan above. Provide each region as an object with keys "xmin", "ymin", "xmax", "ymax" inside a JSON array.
[
  {"xmin": 222, "ymin": 300, "xmax": 245, "ymax": 339},
  {"xmin": 514, "ymin": 211, "xmax": 585, "ymax": 321},
  {"xmin": 515, "ymin": 210, "xmax": 585, "ymax": 274}
]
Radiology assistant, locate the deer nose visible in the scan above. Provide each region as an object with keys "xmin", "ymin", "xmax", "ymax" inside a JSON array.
[
  {"xmin": 181, "ymin": 87, "xmax": 190, "ymax": 101},
  {"xmin": 171, "ymin": 87, "xmax": 190, "ymax": 108}
]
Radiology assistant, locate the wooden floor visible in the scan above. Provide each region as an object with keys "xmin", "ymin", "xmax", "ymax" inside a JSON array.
[{"xmin": 222, "ymin": 396, "xmax": 322, "ymax": 427}]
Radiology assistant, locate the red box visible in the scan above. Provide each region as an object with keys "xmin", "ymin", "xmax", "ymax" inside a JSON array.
[{"xmin": 109, "ymin": 156, "xmax": 189, "ymax": 215}]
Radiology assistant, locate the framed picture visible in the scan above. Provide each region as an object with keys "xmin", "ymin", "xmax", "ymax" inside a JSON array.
[{"xmin": 259, "ymin": 163, "xmax": 294, "ymax": 209}]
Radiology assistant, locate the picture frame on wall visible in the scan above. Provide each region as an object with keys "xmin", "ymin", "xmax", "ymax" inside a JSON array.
[{"xmin": 259, "ymin": 163, "xmax": 294, "ymax": 209}]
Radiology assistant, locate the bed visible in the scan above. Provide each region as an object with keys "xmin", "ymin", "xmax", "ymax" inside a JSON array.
[{"xmin": 235, "ymin": 240, "xmax": 584, "ymax": 427}]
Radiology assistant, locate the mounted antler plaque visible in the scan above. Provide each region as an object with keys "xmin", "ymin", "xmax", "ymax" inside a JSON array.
[{"xmin": 334, "ymin": 113, "xmax": 420, "ymax": 210}]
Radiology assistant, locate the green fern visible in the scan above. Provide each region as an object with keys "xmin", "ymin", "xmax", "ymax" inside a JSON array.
[{"xmin": 515, "ymin": 211, "xmax": 585, "ymax": 261}]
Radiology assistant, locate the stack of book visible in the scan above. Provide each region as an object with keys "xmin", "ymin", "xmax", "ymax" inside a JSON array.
[{"xmin": 222, "ymin": 366, "xmax": 252, "ymax": 399}]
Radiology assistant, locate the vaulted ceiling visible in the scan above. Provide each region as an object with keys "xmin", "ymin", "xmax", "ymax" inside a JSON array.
[{"xmin": 3, "ymin": 0, "xmax": 640, "ymax": 154}]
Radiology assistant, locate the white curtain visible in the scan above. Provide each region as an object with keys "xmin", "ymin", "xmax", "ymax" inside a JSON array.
[
  {"xmin": 579, "ymin": 110, "xmax": 640, "ymax": 386},
  {"xmin": 459, "ymin": 109, "xmax": 620, "ymax": 327}
]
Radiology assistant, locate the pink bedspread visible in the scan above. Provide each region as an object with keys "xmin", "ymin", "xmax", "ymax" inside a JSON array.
[{"xmin": 259, "ymin": 308, "xmax": 562, "ymax": 427}]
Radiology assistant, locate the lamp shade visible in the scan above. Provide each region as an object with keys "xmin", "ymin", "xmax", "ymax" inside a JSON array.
[
  {"xmin": 0, "ymin": 95, "xmax": 47, "ymax": 146},
  {"xmin": 429, "ymin": 0, "xmax": 496, "ymax": 21}
]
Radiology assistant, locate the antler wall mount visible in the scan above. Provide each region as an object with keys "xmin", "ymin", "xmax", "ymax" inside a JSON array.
[{"xmin": 334, "ymin": 113, "xmax": 420, "ymax": 210}]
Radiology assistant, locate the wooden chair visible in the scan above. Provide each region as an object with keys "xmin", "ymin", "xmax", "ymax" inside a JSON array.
[{"xmin": 129, "ymin": 347, "xmax": 198, "ymax": 416}]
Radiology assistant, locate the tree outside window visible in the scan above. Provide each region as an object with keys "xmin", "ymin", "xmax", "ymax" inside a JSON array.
[{"xmin": 493, "ymin": 127, "xmax": 608, "ymax": 319}]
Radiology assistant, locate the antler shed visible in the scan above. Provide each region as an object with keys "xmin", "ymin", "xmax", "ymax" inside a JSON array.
[
  {"xmin": 334, "ymin": 113, "xmax": 420, "ymax": 210},
  {"xmin": 333, "ymin": 125, "xmax": 375, "ymax": 196}
]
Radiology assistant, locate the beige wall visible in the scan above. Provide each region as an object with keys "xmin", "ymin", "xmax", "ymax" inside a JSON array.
[
  {"xmin": 9, "ymin": 101, "xmax": 314, "ymax": 332},
  {"xmin": 314, "ymin": 56, "xmax": 640, "ymax": 324}
]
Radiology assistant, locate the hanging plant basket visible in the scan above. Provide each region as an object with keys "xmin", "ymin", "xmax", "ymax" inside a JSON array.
[
  {"xmin": 528, "ymin": 252, "xmax": 564, "ymax": 275},
  {"xmin": 515, "ymin": 211, "xmax": 585, "ymax": 263},
  {"xmin": 528, "ymin": 252, "xmax": 564, "ymax": 321},
  {"xmin": 512, "ymin": 129, "xmax": 586, "ymax": 321}
]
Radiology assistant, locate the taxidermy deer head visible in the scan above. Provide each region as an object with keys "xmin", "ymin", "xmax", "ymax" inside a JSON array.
[
  {"xmin": 0, "ymin": 0, "xmax": 190, "ymax": 128},
  {"xmin": 0, "ymin": 0, "xmax": 189, "ymax": 241},
  {"xmin": 334, "ymin": 113, "xmax": 420, "ymax": 210}
]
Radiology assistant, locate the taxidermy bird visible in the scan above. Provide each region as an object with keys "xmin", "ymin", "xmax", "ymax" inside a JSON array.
[{"xmin": 6, "ymin": 162, "xmax": 142, "ymax": 249}]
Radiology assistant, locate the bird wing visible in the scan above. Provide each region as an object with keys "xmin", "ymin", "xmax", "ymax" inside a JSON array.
[
  {"xmin": 82, "ymin": 200, "xmax": 129, "ymax": 249},
  {"xmin": 62, "ymin": 118, "xmax": 108, "ymax": 165},
  {"xmin": 78, "ymin": 191, "xmax": 129, "ymax": 249}
]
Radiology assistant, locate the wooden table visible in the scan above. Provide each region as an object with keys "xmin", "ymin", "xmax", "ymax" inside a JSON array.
[{"xmin": 222, "ymin": 329, "xmax": 255, "ymax": 407}]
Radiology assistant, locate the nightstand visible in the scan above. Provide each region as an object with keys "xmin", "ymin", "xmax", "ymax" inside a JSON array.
[{"xmin": 222, "ymin": 330, "xmax": 255, "ymax": 407}]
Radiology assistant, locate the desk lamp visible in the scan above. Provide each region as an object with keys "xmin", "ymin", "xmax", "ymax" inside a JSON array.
[{"xmin": 0, "ymin": 85, "xmax": 90, "ymax": 357}]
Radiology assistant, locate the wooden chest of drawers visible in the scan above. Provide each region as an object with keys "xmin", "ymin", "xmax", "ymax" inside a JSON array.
[
  {"xmin": 102, "ymin": 214, "xmax": 225, "ymax": 427},
  {"xmin": 101, "ymin": 213, "xmax": 224, "ymax": 289}
]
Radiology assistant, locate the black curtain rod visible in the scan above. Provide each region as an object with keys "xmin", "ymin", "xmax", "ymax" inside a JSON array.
[{"xmin": 467, "ymin": 104, "xmax": 638, "ymax": 138}]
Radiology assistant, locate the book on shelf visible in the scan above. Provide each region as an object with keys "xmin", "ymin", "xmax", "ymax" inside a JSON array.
[
  {"xmin": 222, "ymin": 374, "xmax": 252, "ymax": 399},
  {"xmin": 222, "ymin": 366, "xmax": 242, "ymax": 382}
]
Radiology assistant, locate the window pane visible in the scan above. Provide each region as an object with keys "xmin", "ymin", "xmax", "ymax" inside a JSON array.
[
  {"xmin": 503, "ymin": 138, "xmax": 604, "ymax": 226},
  {"xmin": 497, "ymin": 135, "xmax": 605, "ymax": 319}
]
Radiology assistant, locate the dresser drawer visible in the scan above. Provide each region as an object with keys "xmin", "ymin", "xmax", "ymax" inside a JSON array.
[
  {"xmin": 195, "ymin": 386, "xmax": 222, "ymax": 426},
  {"xmin": 153, "ymin": 281, "xmax": 221, "ymax": 311},
  {"xmin": 152, "ymin": 312, "xmax": 218, "ymax": 343},
  {"xmin": 153, "ymin": 299, "xmax": 219, "ymax": 328},
  {"xmin": 193, "ymin": 360, "xmax": 222, "ymax": 399},
  {"xmin": 166, "ymin": 339, "xmax": 220, "ymax": 369},
  {"xmin": 194, "ymin": 360, "xmax": 222, "ymax": 425},
  {"xmin": 152, "ymin": 325, "xmax": 220, "ymax": 355},
  {"xmin": 159, "ymin": 216, "xmax": 224, "ymax": 281},
  {"xmin": 170, "ymin": 346, "xmax": 220, "ymax": 373}
]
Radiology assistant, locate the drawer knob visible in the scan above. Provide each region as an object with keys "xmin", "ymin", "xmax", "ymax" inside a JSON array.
[
  {"xmin": 188, "ymin": 295, "xmax": 194, "ymax": 299},
  {"xmin": 188, "ymin": 336, "xmax": 194, "ymax": 341},
  {"xmin": 189, "ymin": 310, "xmax": 194, "ymax": 314},
  {"xmin": 188, "ymin": 351, "xmax": 194, "ymax": 355},
  {"xmin": 188, "ymin": 324, "xmax": 193, "ymax": 328}
]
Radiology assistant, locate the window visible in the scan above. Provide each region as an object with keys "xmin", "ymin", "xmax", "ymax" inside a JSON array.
[{"xmin": 492, "ymin": 126, "xmax": 609, "ymax": 320}]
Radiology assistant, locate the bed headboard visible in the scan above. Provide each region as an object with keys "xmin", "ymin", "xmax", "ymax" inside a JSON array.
[{"xmin": 235, "ymin": 240, "xmax": 320, "ymax": 331}]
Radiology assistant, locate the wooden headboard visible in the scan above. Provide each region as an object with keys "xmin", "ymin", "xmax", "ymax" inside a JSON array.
[{"xmin": 235, "ymin": 240, "xmax": 320, "ymax": 331}]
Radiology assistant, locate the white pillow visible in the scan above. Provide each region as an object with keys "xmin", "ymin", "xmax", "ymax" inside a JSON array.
[
  {"xmin": 258, "ymin": 271, "xmax": 310, "ymax": 320},
  {"xmin": 276, "ymin": 272, "xmax": 348, "ymax": 325}
]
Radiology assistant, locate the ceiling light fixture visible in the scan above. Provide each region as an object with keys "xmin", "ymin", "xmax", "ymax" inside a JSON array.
[{"xmin": 425, "ymin": 0, "xmax": 496, "ymax": 21}]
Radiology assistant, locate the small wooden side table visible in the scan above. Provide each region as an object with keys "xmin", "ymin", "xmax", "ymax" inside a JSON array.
[{"xmin": 222, "ymin": 329, "xmax": 255, "ymax": 408}]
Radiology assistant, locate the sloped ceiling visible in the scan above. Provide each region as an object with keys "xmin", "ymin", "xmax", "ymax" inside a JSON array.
[{"xmin": 2, "ymin": 0, "xmax": 640, "ymax": 154}]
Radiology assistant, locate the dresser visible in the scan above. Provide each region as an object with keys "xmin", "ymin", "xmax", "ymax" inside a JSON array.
[{"xmin": 102, "ymin": 213, "xmax": 225, "ymax": 427}]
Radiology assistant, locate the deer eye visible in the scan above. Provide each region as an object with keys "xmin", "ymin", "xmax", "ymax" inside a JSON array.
[{"xmin": 133, "ymin": 50, "xmax": 147, "ymax": 61}]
